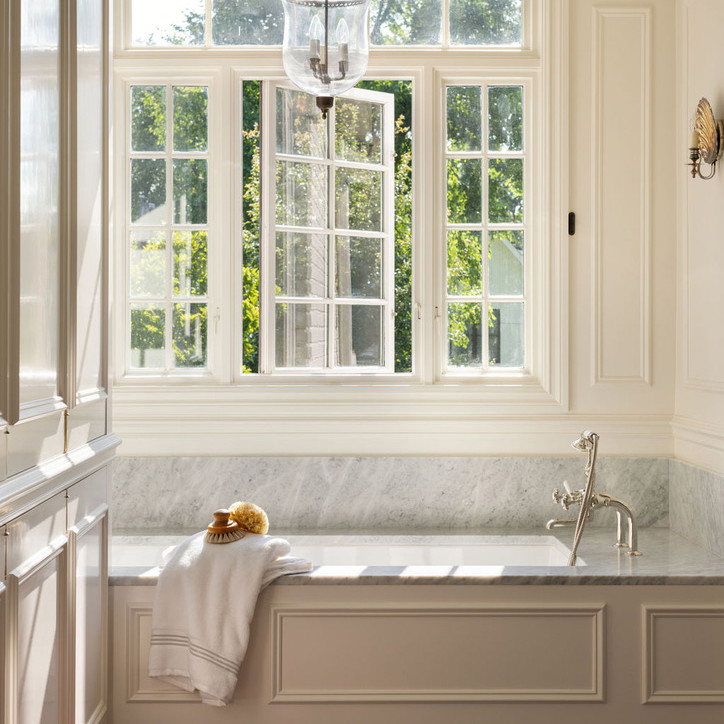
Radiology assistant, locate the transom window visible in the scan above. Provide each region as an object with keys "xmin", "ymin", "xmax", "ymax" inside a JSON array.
[{"xmin": 129, "ymin": 0, "xmax": 524, "ymax": 48}]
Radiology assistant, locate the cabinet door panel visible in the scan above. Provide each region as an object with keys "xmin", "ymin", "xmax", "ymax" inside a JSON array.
[
  {"xmin": 10, "ymin": 542, "xmax": 68, "ymax": 724},
  {"xmin": 75, "ymin": 0, "xmax": 106, "ymax": 402},
  {"xmin": 6, "ymin": 492, "xmax": 66, "ymax": 572},
  {"xmin": 71, "ymin": 507, "xmax": 108, "ymax": 724},
  {"xmin": 18, "ymin": 0, "xmax": 62, "ymax": 410}
]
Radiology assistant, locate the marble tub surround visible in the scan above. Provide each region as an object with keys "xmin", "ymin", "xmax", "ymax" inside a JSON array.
[
  {"xmin": 112, "ymin": 456, "xmax": 669, "ymax": 532},
  {"xmin": 670, "ymin": 460, "xmax": 724, "ymax": 558},
  {"xmin": 109, "ymin": 528, "xmax": 724, "ymax": 586}
]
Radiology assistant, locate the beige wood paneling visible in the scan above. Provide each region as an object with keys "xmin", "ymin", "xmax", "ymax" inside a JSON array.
[
  {"xmin": 272, "ymin": 604, "xmax": 604, "ymax": 702},
  {"xmin": 644, "ymin": 605, "xmax": 724, "ymax": 702}
]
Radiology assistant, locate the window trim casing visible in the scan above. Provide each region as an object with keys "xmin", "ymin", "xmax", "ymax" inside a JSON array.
[{"xmin": 111, "ymin": 0, "xmax": 568, "ymax": 422}]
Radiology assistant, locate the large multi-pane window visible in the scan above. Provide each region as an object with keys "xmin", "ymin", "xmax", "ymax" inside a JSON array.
[{"xmin": 117, "ymin": 0, "xmax": 536, "ymax": 383}]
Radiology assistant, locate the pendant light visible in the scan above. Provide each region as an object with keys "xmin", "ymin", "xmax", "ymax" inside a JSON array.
[{"xmin": 282, "ymin": 0, "xmax": 371, "ymax": 118}]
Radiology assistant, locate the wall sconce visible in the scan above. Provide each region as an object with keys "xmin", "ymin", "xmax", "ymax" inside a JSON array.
[
  {"xmin": 689, "ymin": 98, "xmax": 723, "ymax": 179},
  {"xmin": 281, "ymin": 0, "xmax": 371, "ymax": 119}
]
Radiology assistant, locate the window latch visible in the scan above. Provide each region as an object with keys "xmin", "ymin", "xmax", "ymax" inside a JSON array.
[{"xmin": 568, "ymin": 212, "xmax": 576, "ymax": 236}]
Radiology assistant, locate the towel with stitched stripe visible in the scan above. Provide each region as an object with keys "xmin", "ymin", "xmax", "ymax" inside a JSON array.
[{"xmin": 148, "ymin": 530, "xmax": 311, "ymax": 706}]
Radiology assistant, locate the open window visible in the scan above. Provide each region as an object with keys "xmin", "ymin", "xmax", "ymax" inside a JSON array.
[{"xmin": 261, "ymin": 85, "xmax": 396, "ymax": 373}]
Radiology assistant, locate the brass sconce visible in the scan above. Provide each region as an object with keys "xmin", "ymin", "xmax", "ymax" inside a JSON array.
[{"xmin": 689, "ymin": 98, "xmax": 723, "ymax": 179}]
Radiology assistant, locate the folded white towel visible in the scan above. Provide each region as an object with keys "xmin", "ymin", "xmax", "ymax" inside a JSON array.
[{"xmin": 148, "ymin": 531, "xmax": 311, "ymax": 706}]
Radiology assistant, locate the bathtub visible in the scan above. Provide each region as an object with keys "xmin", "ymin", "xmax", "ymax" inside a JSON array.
[
  {"xmin": 111, "ymin": 532, "xmax": 582, "ymax": 570},
  {"xmin": 110, "ymin": 528, "xmax": 724, "ymax": 724}
]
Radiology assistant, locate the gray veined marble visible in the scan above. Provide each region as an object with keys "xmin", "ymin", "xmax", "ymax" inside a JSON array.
[
  {"xmin": 670, "ymin": 460, "xmax": 724, "ymax": 558},
  {"xmin": 112, "ymin": 455, "xmax": 670, "ymax": 533}
]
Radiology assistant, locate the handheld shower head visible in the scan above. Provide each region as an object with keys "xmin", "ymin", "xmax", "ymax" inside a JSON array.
[{"xmin": 571, "ymin": 430, "xmax": 598, "ymax": 451}]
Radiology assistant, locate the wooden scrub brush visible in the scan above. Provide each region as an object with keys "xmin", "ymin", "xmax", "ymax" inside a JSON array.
[{"xmin": 205, "ymin": 509, "xmax": 246, "ymax": 544}]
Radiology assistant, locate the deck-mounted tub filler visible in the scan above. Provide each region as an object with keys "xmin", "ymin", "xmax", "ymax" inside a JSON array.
[{"xmin": 110, "ymin": 435, "xmax": 724, "ymax": 724}]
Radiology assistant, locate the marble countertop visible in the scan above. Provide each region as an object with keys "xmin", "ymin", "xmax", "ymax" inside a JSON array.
[{"xmin": 110, "ymin": 527, "xmax": 724, "ymax": 586}]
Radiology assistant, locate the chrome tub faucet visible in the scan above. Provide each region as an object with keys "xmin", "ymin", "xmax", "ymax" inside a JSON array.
[{"xmin": 546, "ymin": 431, "xmax": 642, "ymax": 565}]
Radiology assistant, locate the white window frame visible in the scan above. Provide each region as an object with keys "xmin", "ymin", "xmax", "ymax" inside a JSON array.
[
  {"xmin": 261, "ymin": 83, "xmax": 396, "ymax": 375},
  {"xmin": 111, "ymin": 0, "xmax": 569, "ymax": 456}
]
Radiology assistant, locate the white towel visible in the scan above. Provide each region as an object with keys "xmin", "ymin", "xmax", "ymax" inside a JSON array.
[{"xmin": 148, "ymin": 531, "xmax": 311, "ymax": 706}]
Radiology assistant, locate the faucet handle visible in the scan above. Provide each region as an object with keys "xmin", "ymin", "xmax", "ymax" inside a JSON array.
[
  {"xmin": 552, "ymin": 488, "xmax": 571, "ymax": 510},
  {"xmin": 563, "ymin": 480, "xmax": 573, "ymax": 495}
]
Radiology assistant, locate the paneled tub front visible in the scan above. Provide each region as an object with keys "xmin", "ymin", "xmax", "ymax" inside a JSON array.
[{"xmin": 110, "ymin": 528, "xmax": 724, "ymax": 724}]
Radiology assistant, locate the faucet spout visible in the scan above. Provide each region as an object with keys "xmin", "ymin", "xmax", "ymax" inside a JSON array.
[
  {"xmin": 546, "ymin": 518, "xmax": 577, "ymax": 529},
  {"xmin": 592, "ymin": 494, "xmax": 641, "ymax": 555}
]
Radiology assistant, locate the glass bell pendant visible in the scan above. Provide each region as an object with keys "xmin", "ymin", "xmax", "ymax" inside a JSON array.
[{"xmin": 282, "ymin": 0, "xmax": 371, "ymax": 118}]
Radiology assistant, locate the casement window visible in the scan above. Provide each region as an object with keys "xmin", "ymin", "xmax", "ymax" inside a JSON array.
[{"xmin": 115, "ymin": 0, "xmax": 558, "ymax": 393}]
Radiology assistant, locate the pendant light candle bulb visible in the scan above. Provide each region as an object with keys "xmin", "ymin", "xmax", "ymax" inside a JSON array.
[
  {"xmin": 336, "ymin": 18, "xmax": 349, "ymax": 63},
  {"xmin": 309, "ymin": 14, "xmax": 323, "ymax": 61}
]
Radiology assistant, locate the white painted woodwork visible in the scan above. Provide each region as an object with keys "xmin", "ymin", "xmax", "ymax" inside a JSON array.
[
  {"xmin": 5, "ymin": 492, "xmax": 66, "ymax": 573},
  {"xmin": 1, "ymin": 0, "xmax": 112, "ymax": 716},
  {"xmin": 9, "ymin": 540, "xmax": 69, "ymax": 724},
  {"xmin": 0, "ymin": 582, "xmax": 5, "ymax": 721},
  {"xmin": 673, "ymin": 0, "xmax": 724, "ymax": 475},
  {"xmin": 66, "ymin": 398, "xmax": 107, "ymax": 455},
  {"xmin": 69, "ymin": 504, "xmax": 108, "ymax": 723},
  {"xmin": 17, "ymin": 0, "xmax": 63, "ymax": 413},
  {"xmin": 592, "ymin": 8, "xmax": 651, "ymax": 383},
  {"xmin": 112, "ymin": 583, "xmax": 724, "ymax": 724},
  {"xmin": 568, "ymin": 0, "xmax": 675, "ymax": 415},
  {"xmin": 5, "ymin": 411, "xmax": 65, "ymax": 479},
  {"xmin": 74, "ymin": 0, "xmax": 105, "ymax": 406}
]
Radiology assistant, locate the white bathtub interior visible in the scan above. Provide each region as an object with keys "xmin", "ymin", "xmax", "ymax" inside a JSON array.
[{"xmin": 111, "ymin": 533, "xmax": 584, "ymax": 569}]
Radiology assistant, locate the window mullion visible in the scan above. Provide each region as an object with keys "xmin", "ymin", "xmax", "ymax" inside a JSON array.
[
  {"xmin": 481, "ymin": 83, "xmax": 490, "ymax": 373},
  {"xmin": 165, "ymin": 84, "xmax": 174, "ymax": 372},
  {"xmin": 259, "ymin": 81, "xmax": 277, "ymax": 374},
  {"xmin": 328, "ymin": 104, "xmax": 336, "ymax": 369}
]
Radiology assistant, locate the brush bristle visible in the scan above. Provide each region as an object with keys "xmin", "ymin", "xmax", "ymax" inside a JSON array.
[{"xmin": 205, "ymin": 528, "xmax": 246, "ymax": 544}]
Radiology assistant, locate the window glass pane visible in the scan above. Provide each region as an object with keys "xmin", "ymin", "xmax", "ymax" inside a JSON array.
[
  {"xmin": 131, "ymin": 159, "xmax": 166, "ymax": 224},
  {"xmin": 130, "ymin": 232, "xmax": 166, "ymax": 297},
  {"xmin": 276, "ymin": 303, "xmax": 327, "ymax": 367},
  {"xmin": 447, "ymin": 159, "xmax": 481, "ymax": 223},
  {"xmin": 277, "ymin": 160, "xmax": 328, "ymax": 228},
  {"xmin": 488, "ymin": 85, "xmax": 523, "ymax": 152},
  {"xmin": 488, "ymin": 158, "xmax": 522, "ymax": 223},
  {"xmin": 446, "ymin": 86, "xmax": 482, "ymax": 152},
  {"xmin": 447, "ymin": 302, "xmax": 482, "ymax": 367},
  {"xmin": 489, "ymin": 230, "xmax": 523, "ymax": 296},
  {"xmin": 336, "ymin": 305, "xmax": 383, "ymax": 366},
  {"xmin": 242, "ymin": 81, "xmax": 261, "ymax": 373},
  {"xmin": 335, "ymin": 236, "xmax": 382, "ymax": 298},
  {"xmin": 131, "ymin": 0, "xmax": 204, "ymax": 46},
  {"xmin": 276, "ymin": 232, "xmax": 327, "ymax": 298},
  {"xmin": 276, "ymin": 88, "xmax": 326, "ymax": 158},
  {"xmin": 489, "ymin": 301, "xmax": 523, "ymax": 366},
  {"xmin": 212, "ymin": 0, "xmax": 283, "ymax": 45},
  {"xmin": 173, "ymin": 86, "xmax": 208, "ymax": 152},
  {"xmin": 173, "ymin": 302, "xmax": 207, "ymax": 367},
  {"xmin": 447, "ymin": 230, "xmax": 482, "ymax": 296},
  {"xmin": 336, "ymin": 167, "xmax": 382, "ymax": 232},
  {"xmin": 131, "ymin": 86, "xmax": 166, "ymax": 151},
  {"xmin": 449, "ymin": 0, "xmax": 522, "ymax": 46},
  {"xmin": 173, "ymin": 231, "xmax": 208, "ymax": 296},
  {"xmin": 173, "ymin": 159, "xmax": 207, "ymax": 224},
  {"xmin": 357, "ymin": 79, "xmax": 413, "ymax": 374},
  {"xmin": 335, "ymin": 97, "xmax": 382, "ymax": 164},
  {"xmin": 130, "ymin": 303, "xmax": 165, "ymax": 368},
  {"xmin": 370, "ymin": 0, "xmax": 441, "ymax": 45}
]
